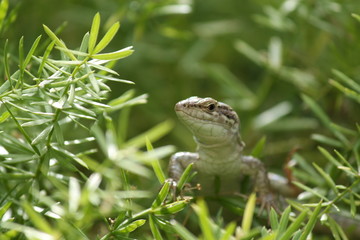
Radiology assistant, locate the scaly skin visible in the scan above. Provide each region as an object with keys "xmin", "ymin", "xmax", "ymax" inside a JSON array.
[
  {"xmin": 168, "ymin": 96, "xmax": 360, "ymax": 237},
  {"xmin": 168, "ymin": 96, "xmax": 278, "ymax": 211}
]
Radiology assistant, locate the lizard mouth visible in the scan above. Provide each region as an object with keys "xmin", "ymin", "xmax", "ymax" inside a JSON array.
[{"xmin": 175, "ymin": 107, "xmax": 233, "ymax": 131}]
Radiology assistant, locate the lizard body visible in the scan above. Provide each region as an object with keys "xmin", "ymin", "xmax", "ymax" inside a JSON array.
[
  {"xmin": 168, "ymin": 96, "xmax": 280, "ymax": 210},
  {"xmin": 167, "ymin": 96, "xmax": 360, "ymax": 237}
]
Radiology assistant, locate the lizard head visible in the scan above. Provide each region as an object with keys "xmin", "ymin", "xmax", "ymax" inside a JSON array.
[{"xmin": 175, "ymin": 96, "xmax": 240, "ymax": 144}]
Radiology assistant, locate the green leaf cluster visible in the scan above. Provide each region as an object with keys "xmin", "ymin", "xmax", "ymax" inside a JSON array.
[{"xmin": 0, "ymin": 12, "xmax": 174, "ymax": 239}]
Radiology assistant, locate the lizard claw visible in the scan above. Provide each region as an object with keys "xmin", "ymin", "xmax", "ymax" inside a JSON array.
[
  {"xmin": 258, "ymin": 192, "xmax": 281, "ymax": 215},
  {"xmin": 165, "ymin": 178, "xmax": 198, "ymax": 201},
  {"xmin": 165, "ymin": 178, "xmax": 179, "ymax": 201}
]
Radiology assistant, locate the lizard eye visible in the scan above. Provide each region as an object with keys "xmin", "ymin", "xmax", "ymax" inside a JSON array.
[{"xmin": 207, "ymin": 103, "xmax": 216, "ymax": 111}]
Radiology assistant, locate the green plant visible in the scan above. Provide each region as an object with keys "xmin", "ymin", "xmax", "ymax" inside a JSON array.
[{"xmin": 0, "ymin": 12, "xmax": 173, "ymax": 239}]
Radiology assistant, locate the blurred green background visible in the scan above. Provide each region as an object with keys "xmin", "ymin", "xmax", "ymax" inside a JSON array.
[
  {"xmin": 5, "ymin": 0, "xmax": 360, "ymax": 168},
  {"xmin": 1, "ymin": 0, "xmax": 360, "ymax": 238}
]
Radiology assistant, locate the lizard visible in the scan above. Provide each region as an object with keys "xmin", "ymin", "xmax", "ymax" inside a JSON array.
[
  {"xmin": 166, "ymin": 96, "xmax": 360, "ymax": 237},
  {"xmin": 167, "ymin": 96, "xmax": 296, "ymax": 212}
]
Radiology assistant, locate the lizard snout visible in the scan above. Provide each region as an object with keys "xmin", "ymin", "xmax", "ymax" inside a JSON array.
[{"xmin": 174, "ymin": 102, "xmax": 182, "ymax": 111}]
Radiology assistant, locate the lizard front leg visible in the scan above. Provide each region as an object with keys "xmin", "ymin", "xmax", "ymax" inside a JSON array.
[
  {"xmin": 167, "ymin": 152, "xmax": 199, "ymax": 198},
  {"xmin": 241, "ymin": 155, "xmax": 278, "ymax": 212},
  {"xmin": 168, "ymin": 152, "xmax": 199, "ymax": 182}
]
